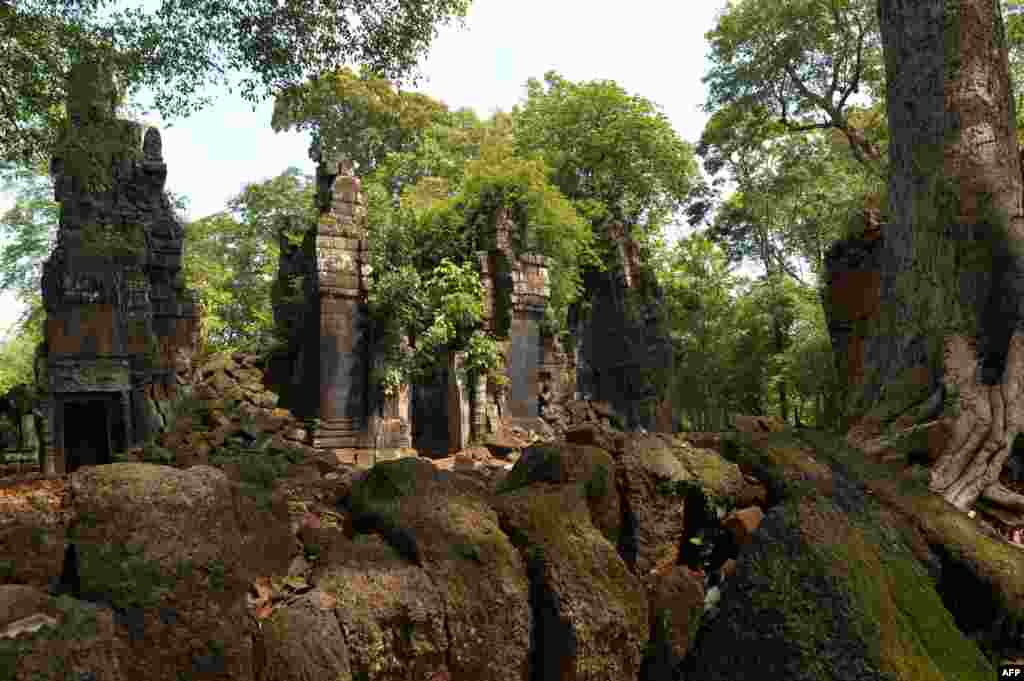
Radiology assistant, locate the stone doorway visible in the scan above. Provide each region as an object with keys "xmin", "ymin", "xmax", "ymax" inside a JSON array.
[{"xmin": 63, "ymin": 400, "xmax": 113, "ymax": 473}]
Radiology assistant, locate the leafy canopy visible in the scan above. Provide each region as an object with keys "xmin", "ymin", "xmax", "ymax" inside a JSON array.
[
  {"xmin": 271, "ymin": 66, "xmax": 451, "ymax": 175},
  {"xmin": 183, "ymin": 167, "xmax": 315, "ymax": 354},
  {"xmin": 703, "ymin": 0, "xmax": 885, "ymax": 173},
  {"xmin": 0, "ymin": 0, "xmax": 471, "ymax": 165},
  {"xmin": 512, "ymin": 71, "xmax": 699, "ymax": 244}
]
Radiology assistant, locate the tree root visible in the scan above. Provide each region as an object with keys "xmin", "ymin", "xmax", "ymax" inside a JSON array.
[{"xmin": 929, "ymin": 332, "xmax": 1024, "ymax": 513}]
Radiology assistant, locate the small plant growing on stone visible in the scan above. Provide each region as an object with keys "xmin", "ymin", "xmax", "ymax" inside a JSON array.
[
  {"xmin": 206, "ymin": 559, "xmax": 227, "ymax": 591},
  {"xmin": 140, "ymin": 441, "xmax": 175, "ymax": 465},
  {"xmin": 451, "ymin": 542, "xmax": 483, "ymax": 563}
]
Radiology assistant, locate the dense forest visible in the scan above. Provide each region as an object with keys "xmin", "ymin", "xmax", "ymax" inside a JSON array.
[{"xmin": 1, "ymin": 0, "xmax": 1023, "ymax": 441}]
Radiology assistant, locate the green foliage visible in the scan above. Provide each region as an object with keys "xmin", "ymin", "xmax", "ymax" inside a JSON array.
[
  {"xmin": 0, "ymin": 294, "xmax": 44, "ymax": 396},
  {"xmin": 703, "ymin": 0, "xmax": 885, "ymax": 172},
  {"xmin": 0, "ymin": 164, "xmax": 58, "ymax": 298},
  {"xmin": 78, "ymin": 540, "xmax": 174, "ymax": 610},
  {"xmin": 512, "ymin": 71, "xmax": 699, "ymax": 243},
  {"xmin": 0, "ymin": 0, "xmax": 471, "ymax": 167},
  {"xmin": 183, "ymin": 167, "xmax": 315, "ymax": 355},
  {"xmin": 206, "ymin": 558, "xmax": 227, "ymax": 591},
  {"xmin": 139, "ymin": 440, "xmax": 175, "ymax": 465},
  {"xmin": 272, "ymin": 67, "xmax": 450, "ymax": 174},
  {"xmin": 1004, "ymin": 2, "xmax": 1024, "ymax": 139}
]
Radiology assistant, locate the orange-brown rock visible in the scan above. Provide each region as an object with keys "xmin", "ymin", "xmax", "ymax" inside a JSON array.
[{"xmin": 723, "ymin": 507, "xmax": 765, "ymax": 548}]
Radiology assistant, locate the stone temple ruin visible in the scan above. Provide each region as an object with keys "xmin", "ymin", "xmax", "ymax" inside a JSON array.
[
  {"xmin": 33, "ymin": 59, "xmax": 677, "ymax": 473},
  {"xmin": 268, "ymin": 155, "xmax": 676, "ymax": 459},
  {"xmin": 267, "ymin": 159, "xmax": 570, "ymax": 459},
  {"xmin": 35, "ymin": 60, "xmax": 201, "ymax": 475}
]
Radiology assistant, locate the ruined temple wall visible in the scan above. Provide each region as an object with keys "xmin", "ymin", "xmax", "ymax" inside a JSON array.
[{"xmin": 570, "ymin": 224, "xmax": 674, "ymax": 432}]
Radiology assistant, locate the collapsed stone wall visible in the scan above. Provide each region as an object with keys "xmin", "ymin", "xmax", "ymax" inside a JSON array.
[
  {"xmin": 36, "ymin": 59, "xmax": 200, "ymax": 476},
  {"xmin": 568, "ymin": 222, "xmax": 674, "ymax": 432}
]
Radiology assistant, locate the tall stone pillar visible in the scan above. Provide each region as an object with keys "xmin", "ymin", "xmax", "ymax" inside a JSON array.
[
  {"xmin": 307, "ymin": 159, "xmax": 373, "ymax": 450},
  {"xmin": 448, "ymin": 351, "xmax": 470, "ymax": 453}
]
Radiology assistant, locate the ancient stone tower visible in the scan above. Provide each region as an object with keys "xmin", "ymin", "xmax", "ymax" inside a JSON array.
[
  {"xmin": 37, "ymin": 59, "xmax": 201, "ymax": 476},
  {"xmin": 270, "ymin": 157, "xmax": 409, "ymax": 456}
]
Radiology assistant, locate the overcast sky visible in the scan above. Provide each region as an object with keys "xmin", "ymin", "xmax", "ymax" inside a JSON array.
[{"xmin": 0, "ymin": 0, "xmax": 728, "ymax": 339}]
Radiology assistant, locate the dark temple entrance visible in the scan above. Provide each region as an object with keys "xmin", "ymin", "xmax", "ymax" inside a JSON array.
[{"xmin": 63, "ymin": 400, "xmax": 113, "ymax": 473}]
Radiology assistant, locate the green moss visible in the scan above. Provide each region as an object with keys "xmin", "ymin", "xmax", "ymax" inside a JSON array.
[
  {"xmin": 206, "ymin": 558, "xmax": 227, "ymax": 591},
  {"xmin": 584, "ymin": 463, "xmax": 610, "ymax": 500},
  {"xmin": 719, "ymin": 432, "xmax": 817, "ymax": 503},
  {"xmin": 865, "ymin": 369, "xmax": 933, "ymax": 428},
  {"xmin": 0, "ymin": 594, "xmax": 101, "ymax": 681},
  {"xmin": 451, "ymin": 542, "xmax": 483, "ymax": 563},
  {"xmin": 347, "ymin": 459, "xmax": 427, "ymax": 563},
  {"xmin": 140, "ymin": 441, "xmax": 174, "ymax": 465},
  {"xmin": 78, "ymin": 540, "xmax": 174, "ymax": 610},
  {"xmin": 503, "ymin": 487, "xmax": 646, "ymax": 632},
  {"xmin": 497, "ymin": 445, "xmax": 563, "ymax": 494},
  {"xmin": 813, "ymin": 511, "xmax": 992, "ymax": 681}
]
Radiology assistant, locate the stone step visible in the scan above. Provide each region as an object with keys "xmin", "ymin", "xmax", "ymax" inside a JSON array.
[{"xmin": 312, "ymin": 435, "xmax": 366, "ymax": 449}]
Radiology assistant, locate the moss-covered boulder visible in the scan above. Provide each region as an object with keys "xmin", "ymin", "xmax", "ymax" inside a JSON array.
[
  {"xmin": 685, "ymin": 431, "xmax": 996, "ymax": 681},
  {"xmin": 258, "ymin": 590, "xmax": 352, "ymax": 681},
  {"xmin": 0, "ymin": 586, "xmax": 130, "ymax": 681},
  {"xmin": 498, "ymin": 443, "xmax": 622, "ymax": 545},
  {"xmin": 346, "ymin": 457, "xmax": 531, "ymax": 681},
  {"xmin": 312, "ymin": 533, "xmax": 447, "ymax": 680},
  {"xmin": 62, "ymin": 462, "xmax": 295, "ymax": 680},
  {"xmin": 0, "ymin": 477, "xmax": 70, "ymax": 591},
  {"xmin": 614, "ymin": 434, "xmax": 744, "ymax": 575},
  {"xmin": 685, "ymin": 494, "xmax": 993, "ymax": 681},
  {"xmin": 494, "ymin": 484, "xmax": 649, "ymax": 681}
]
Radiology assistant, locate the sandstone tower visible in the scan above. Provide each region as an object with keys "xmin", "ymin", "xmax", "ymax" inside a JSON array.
[{"xmin": 37, "ymin": 59, "xmax": 201, "ymax": 476}]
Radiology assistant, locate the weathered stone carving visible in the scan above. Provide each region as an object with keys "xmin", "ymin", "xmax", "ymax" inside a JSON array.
[{"xmin": 37, "ymin": 58, "xmax": 200, "ymax": 476}]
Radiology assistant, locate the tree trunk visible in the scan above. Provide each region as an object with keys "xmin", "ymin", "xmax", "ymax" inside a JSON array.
[{"xmin": 877, "ymin": 0, "xmax": 1024, "ymax": 513}]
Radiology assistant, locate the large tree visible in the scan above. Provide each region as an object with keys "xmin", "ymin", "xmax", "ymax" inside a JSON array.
[
  {"xmin": 869, "ymin": 0, "xmax": 1024, "ymax": 514},
  {"xmin": 511, "ymin": 71, "xmax": 699, "ymax": 246},
  {"xmin": 0, "ymin": 0, "xmax": 470, "ymax": 165},
  {"xmin": 704, "ymin": 0, "xmax": 886, "ymax": 173}
]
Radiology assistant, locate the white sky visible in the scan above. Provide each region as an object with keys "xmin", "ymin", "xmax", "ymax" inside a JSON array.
[{"xmin": 0, "ymin": 0, "xmax": 728, "ymax": 339}]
